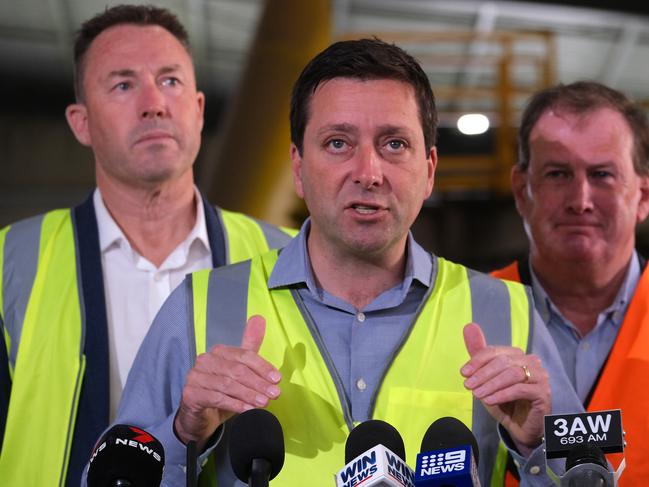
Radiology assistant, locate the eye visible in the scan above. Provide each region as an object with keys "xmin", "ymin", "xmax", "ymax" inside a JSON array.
[
  {"xmin": 161, "ymin": 77, "xmax": 180, "ymax": 87},
  {"xmin": 545, "ymin": 169, "xmax": 569, "ymax": 179},
  {"xmin": 591, "ymin": 170, "xmax": 613, "ymax": 180},
  {"xmin": 112, "ymin": 81, "xmax": 131, "ymax": 92},
  {"xmin": 326, "ymin": 138, "xmax": 348, "ymax": 152},
  {"xmin": 387, "ymin": 139, "xmax": 406, "ymax": 150}
]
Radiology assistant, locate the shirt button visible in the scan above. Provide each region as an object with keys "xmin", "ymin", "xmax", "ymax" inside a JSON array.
[
  {"xmin": 356, "ymin": 378, "xmax": 367, "ymax": 391},
  {"xmin": 581, "ymin": 342, "xmax": 590, "ymax": 350},
  {"xmin": 153, "ymin": 273, "xmax": 163, "ymax": 282},
  {"xmin": 356, "ymin": 312, "xmax": 366, "ymax": 323},
  {"xmin": 529, "ymin": 465, "xmax": 541, "ymax": 475}
]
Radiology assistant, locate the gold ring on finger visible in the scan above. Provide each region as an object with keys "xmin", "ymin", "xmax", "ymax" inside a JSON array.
[{"xmin": 522, "ymin": 364, "xmax": 532, "ymax": 383}]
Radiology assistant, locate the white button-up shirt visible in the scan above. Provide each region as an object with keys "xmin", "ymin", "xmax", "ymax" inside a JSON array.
[{"xmin": 93, "ymin": 188, "xmax": 212, "ymax": 419}]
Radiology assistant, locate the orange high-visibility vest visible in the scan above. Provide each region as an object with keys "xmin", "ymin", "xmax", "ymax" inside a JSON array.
[{"xmin": 492, "ymin": 260, "xmax": 649, "ymax": 485}]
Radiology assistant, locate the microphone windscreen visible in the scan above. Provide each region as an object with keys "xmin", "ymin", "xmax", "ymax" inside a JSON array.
[
  {"xmin": 345, "ymin": 419, "xmax": 406, "ymax": 464},
  {"xmin": 87, "ymin": 424, "xmax": 164, "ymax": 487},
  {"xmin": 420, "ymin": 417, "xmax": 480, "ymax": 466},
  {"xmin": 565, "ymin": 443, "xmax": 608, "ymax": 471},
  {"xmin": 228, "ymin": 409, "xmax": 285, "ymax": 482}
]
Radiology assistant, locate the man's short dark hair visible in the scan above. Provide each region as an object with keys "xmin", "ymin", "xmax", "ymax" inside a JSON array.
[
  {"xmin": 518, "ymin": 80, "xmax": 649, "ymax": 176},
  {"xmin": 290, "ymin": 38, "xmax": 438, "ymax": 155},
  {"xmin": 73, "ymin": 4, "xmax": 191, "ymax": 101}
]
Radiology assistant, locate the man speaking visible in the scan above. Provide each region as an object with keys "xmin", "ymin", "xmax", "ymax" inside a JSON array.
[{"xmin": 110, "ymin": 38, "xmax": 582, "ymax": 486}]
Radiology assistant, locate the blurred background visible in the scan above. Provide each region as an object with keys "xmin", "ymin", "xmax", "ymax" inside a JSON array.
[{"xmin": 1, "ymin": 0, "xmax": 648, "ymax": 270}]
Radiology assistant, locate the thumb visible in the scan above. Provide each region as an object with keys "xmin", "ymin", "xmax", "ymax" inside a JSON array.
[
  {"xmin": 463, "ymin": 322, "xmax": 487, "ymax": 357},
  {"xmin": 240, "ymin": 315, "xmax": 266, "ymax": 352}
]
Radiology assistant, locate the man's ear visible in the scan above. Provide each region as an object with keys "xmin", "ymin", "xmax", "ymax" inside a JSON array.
[
  {"xmin": 423, "ymin": 146, "xmax": 437, "ymax": 199},
  {"xmin": 511, "ymin": 164, "xmax": 529, "ymax": 217},
  {"xmin": 290, "ymin": 143, "xmax": 305, "ymax": 199},
  {"xmin": 196, "ymin": 91, "xmax": 205, "ymax": 132},
  {"xmin": 636, "ymin": 175, "xmax": 649, "ymax": 223},
  {"xmin": 65, "ymin": 103, "xmax": 92, "ymax": 146}
]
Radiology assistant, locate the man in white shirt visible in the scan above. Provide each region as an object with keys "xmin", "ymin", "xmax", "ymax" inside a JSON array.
[{"xmin": 0, "ymin": 5, "xmax": 293, "ymax": 486}]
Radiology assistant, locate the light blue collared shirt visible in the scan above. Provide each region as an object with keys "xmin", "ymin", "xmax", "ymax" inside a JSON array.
[
  {"xmin": 268, "ymin": 219, "xmax": 433, "ymax": 420},
  {"xmin": 529, "ymin": 252, "xmax": 641, "ymax": 403}
]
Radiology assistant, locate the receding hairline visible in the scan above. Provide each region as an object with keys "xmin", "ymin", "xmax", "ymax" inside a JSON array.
[{"xmin": 76, "ymin": 23, "xmax": 195, "ymax": 98}]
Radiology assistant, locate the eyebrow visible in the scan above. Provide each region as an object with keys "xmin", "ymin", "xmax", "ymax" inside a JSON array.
[
  {"xmin": 106, "ymin": 64, "xmax": 183, "ymax": 79},
  {"xmin": 316, "ymin": 123, "xmax": 358, "ymax": 137},
  {"xmin": 376, "ymin": 124, "xmax": 413, "ymax": 137},
  {"xmin": 315, "ymin": 123, "xmax": 414, "ymax": 137}
]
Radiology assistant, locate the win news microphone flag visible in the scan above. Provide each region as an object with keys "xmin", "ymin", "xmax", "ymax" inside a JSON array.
[
  {"xmin": 414, "ymin": 417, "xmax": 480, "ymax": 487},
  {"xmin": 335, "ymin": 419, "xmax": 414, "ymax": 487},
  {"xmin": 87, "ymin": 424, "xmax": 164, "ymax": 487}
]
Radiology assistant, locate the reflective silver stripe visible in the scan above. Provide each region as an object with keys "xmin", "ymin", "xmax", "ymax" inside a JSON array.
[
  {"xmin": 2, "ymin": 214, "xmax": 44, "ymax": 365},
  {"xmin": 255, "ymin": 218, "xmax": 293, "ymax": 250},
  {"xmin": 214, "ymin": 207, "xmax": 231, "ymax": 264},
  {"xmin": 200, "ymin": 261, "xmax": 253, "ymax": 487},
  {"xmin": 467, "ymin": 269, "xmax": 514, "ymax": 483},
  {"xmin": 205, "ymin": 260, "xmax": 252, "ymax": 349},
  {"xmin": 467, "ymin": 269, "xmax": 512, "ymax": 346}
]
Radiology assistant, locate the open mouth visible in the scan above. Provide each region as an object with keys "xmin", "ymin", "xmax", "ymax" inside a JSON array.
[{"xmin": 350, "ymin": 203, "xmax": 386, "ymax": 215}]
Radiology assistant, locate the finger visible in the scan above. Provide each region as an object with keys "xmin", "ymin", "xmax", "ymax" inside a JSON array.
[
  {"xmin": 463, "ymin": 323, "xmax": 487, "ymax": 357},
  {"xmin": 464, "ymin": 349, "xmax": 533, "ymax": 389},
  {"xmin": 186, "ymin": 367, "xmax": 278, "ymax": 410},
  {"xmin": 467, "ymin": 357, "xmax": 528, "ymax": 398},
  {"xmin": 199, "ymin": 346, "xmax": 281, "ymax": 386},
  {"xmin": 481, "ymin": 380, "xmax": 550, "ymax": 409},
  {"xmin": 241, "ymin": 315, "xmax": 266, "ymax": 352}
]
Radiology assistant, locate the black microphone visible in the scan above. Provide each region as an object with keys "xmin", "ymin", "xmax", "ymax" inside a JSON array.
[
  {"xmin": 561, "ymin": 443, "xmax": 614, "ymax": 487},
  {"xmin": 414, "ymin": 417, "xmax": 481, "ymax": 486},
  {"xmin": 346, "ymin": 419, "xmax": 407, "ymax": 464},
  {"xmin": 87, "ymin": 424, "xmax": 164, "ymax": 487},
  {"xmin": 335, "ymin": 419, "xmax": 414, "ymax": 487},
  {"xmin": 228, "ymin": 409, "xmax": 285, "ymax": 487}
]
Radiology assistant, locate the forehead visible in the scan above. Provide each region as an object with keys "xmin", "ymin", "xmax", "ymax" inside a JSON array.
[
  {"xmin": 307, "ymin": 77, "xmax": 420, "ymax": 129},
  {"xmin": 529, "ymin": 107, "xmax": 633, "ymax": 165},
  {"xmin": 83, "ymin": 24, "xmax": 193, "ymax": 76}
]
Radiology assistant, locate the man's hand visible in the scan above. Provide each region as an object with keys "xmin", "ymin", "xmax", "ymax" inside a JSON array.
[
  {"xmin": 174, "ymin": 315, "xmax": 281, "ymax": 449},
  {"xmin": 461, "ymin": 322, "xmax": 550, "ymax": 456}
]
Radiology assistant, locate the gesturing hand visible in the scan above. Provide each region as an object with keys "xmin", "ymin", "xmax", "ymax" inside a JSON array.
[
  {"xmin": 174, "ymin": 315, "xmax": 281, "ymax": 449},
  {"xmin": 461, "ymin": 322, "xmax": 550, "ymax": 456}
]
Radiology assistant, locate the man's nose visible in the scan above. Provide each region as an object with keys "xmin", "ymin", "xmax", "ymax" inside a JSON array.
[
  {"xmin": 139, "ymin": 82, "xmax": 167, "ymax": 119},
  {"xmin": 352, "ymin": 145, "xmax": 384, "ymax": 189},
  {"xmin": 567, "ymin": 174, "xmax": 594, "ymax": 214}
]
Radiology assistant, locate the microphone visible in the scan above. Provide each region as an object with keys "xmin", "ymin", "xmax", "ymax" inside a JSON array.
[
  {"xmin": 87, "ymin": 424, "xmax": 164, "ymax": 487},
  {"xmin": 228, "ymin": 409, "xmax": 285, "ymax": 487},
  {"xmin": 561, "ymin": 443, "xmax": 614, "ymax": 487},
  {"xmin": 414, "ymin": 417, "xmax": 480, "ymax": 487},
  {"xmin": 335, "ymin": 419, "xmax": 414, "ymax": 487}
]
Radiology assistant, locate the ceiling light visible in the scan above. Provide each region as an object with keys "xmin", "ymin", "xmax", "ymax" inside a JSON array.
[{"xmin": 457, "ymin": 113, "xmax": 490, "ymax": 135}]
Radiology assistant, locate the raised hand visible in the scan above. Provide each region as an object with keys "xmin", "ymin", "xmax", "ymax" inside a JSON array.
[
  {"xmin": 461, "ymin": 322, "xmax": 550, "ymax": 455},
  {"xmin": 174, "ymin": 315, "xmax": 281, "ymax": 449}
]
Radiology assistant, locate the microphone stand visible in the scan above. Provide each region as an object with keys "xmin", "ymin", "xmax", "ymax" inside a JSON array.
[{"xmin": 248, "ymin": 458, "xmax": 271, "ymax": 487}]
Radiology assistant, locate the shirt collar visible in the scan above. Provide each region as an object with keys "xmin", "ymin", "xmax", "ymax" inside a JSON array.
[
  {"xmin": 267, "ymin": 218, "xmax": 433, "ymax": 294},
  {"xmin": 93, "ymin": 187, "xmax": 210, "ymax": 266},
  {"xmin": 529, "ymin": 251, "xmax": 641, "ymax": 330}
]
